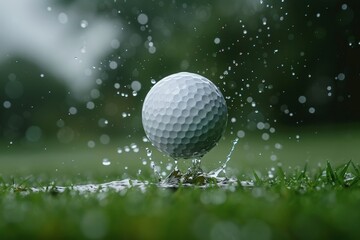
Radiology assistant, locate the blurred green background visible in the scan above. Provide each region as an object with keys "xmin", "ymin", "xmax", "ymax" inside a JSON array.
[{"xmin": 0, "ymin": 0, "xmax": 359, "ymax": 177}]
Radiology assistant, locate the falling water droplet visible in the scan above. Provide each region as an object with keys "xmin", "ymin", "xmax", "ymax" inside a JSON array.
[
  {"xmin": 80, "ymin": 20, "xmax": 88, "ymax": 28},
  {"xmin": 146, "ymin": 148, "xmax": 152, "ymax": 157},
  {"xmin": 146, "ymin": 148, "xmax": 161, "ymax": 180},
  {"xmin": 102, "ymin": 158, "xmax": 111, "ymax": 166}
]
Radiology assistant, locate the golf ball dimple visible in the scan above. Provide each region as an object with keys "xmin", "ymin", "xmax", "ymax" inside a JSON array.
[{"xmin": 142, "ymin": 72, "xmax": 228, "ymax": 159}]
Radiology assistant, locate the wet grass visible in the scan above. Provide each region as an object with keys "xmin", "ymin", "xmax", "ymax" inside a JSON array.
[
  {"xmin": 1, "ymin": 126, "xmax": 360, "ymax": 239},
  {"xmin": 1, "ymin": 161, "xmax": 360, "ymax": 240}
]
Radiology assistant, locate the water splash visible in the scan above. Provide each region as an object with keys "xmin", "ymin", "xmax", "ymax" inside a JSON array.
[
  {"xmin": 158, "ymin": 138, "xmax": 253, "ymax": 188},
  {"xmin": 146, "ymin": 148, "xmax": 162, "ymax": 181},
  {"xmin": 208, "ymin": 137, "xmax": 239, "ymax": 178},
  {"xmin": 30, "ymin": 179, "xmax": 148, "ymax": 194},
  {"xmin": 28, "ymin": 138, "xmax": 253, "ymax": 194},
  {"xmin": 29, "ymin": 176, "xmax": 252, "ymax": 195}
]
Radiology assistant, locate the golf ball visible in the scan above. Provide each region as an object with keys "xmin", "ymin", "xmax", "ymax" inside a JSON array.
[{"xmin": 142, "ymin": 72, "xmax": 228, "ymax": 159}]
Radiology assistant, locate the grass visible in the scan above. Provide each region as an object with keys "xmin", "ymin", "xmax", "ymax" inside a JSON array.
[
  {"xmin": 1, "ymin": 126, "xmax": 360, "ymax": 239},
  {"xmin": 0, "ymin": 161, "xmax": 360, "ymax": 239}
]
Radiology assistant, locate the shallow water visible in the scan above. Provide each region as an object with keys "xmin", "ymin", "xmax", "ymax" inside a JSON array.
[
  {"xmin": 30, "ymin": 179, "xmax": 148, "ymax": 194},
  {"xmin": 29, "ymin": 165, "xmax": 254, "ymax": 194},
  {"xmin": 29, "ymin": 177, "xmax": 253, "ymax": 194}
]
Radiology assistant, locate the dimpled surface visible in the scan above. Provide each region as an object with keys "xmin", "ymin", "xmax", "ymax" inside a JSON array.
[{"xmin": 142, "ymin": 72, "xmax": 227, "ymax": 159}]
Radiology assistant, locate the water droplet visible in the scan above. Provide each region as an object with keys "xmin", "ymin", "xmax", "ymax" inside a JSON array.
[
  {"xmin": 337, "ymin": 73, "xmax": 345, "ymax": 81},
  {"xmin": 3, "ymin": 101, "xmax": 11, "ymax": 109},
  {"xmin": 86, "ymin": 101, "xmax": 95, "ymax": 110},
  {"xmin": 275, "ymin": 143, "xmax": 282, "ymax": 149},
  {"xmin": 96, "ymin": 78, "xmax": 103, "ymax": 85},
  {"xmin": 269, "ymin": 127, "xmax": 276, "ymax": 133},
  {"xmin": 109, "ymin": 61, "xmax": 118, "ymax": 70},
  {"xmin": 166, "ymin": 163, "xmax": 173, "ymax": 171},
  {"xmin": 114, "ymin": 83, "xmax": 120, "ymax": 89},
  {"xmin": 214, "ymin": 37, "xmax": 220, "ymax": 44},
  {"xmin": 124, "ymin": 146, "xmax": 130, "ymax": 152},
  {"xmin": 80, "ymin": 20, "xmax": 88, "ymax": 28},
  {"xmin": 99, "ymin": 134, "xmax": 110, "ymax": 144},
  {"xmin": 117, "ymin": 148, "xmax": 123, "ymax": 154},
  {"xmin": 131, "ymin": 81, "xmax": 142, "ymax": 92},
  {"xmin": 298, "ymin": 96, "xmax": 306, "ymax": 104},
  {"xmin": 111, "ymin": 39, "xmax": 120, "ymax": 49},
  {"xmin": 146, "ymin": 148, "xmax": 152, "ymax": 157},
  {"xmin": 26, "ymin": 126, "xmax": 42, "ymax": 142},
  {"xmin": 58, "ymin": 12, "xmax": 68, "ymax": 24},
  {"xmin": 257, "ymin": 122, "xmax": 265, "ymax": 130},
  {"xmin": 102, "ymin": 158, "xmax": 111, "ymax": 166},
  {"xmin": 148, "ymin": 46, "xmax": 156, "ymax": 54},
  {"xmin": 262, "ymin": 133, "xmax": 270, "ymax": 141},
  {"xmin": 98, "ymin": 118, "xmax": 109, "ymax": 127},
  {"xmin": 87, "ymin": 141, "xmax": 95, "ymax": 148},
  {"xmin": 237, "ymin": 130, "xmax": 245, "ymax": 138},
  {"xmin": 309, "ymin": 107, "xmax": 316, "ymax": 114},
  {"xmin": 69, "ymin": 107, "xmax": 77, "ymax": 115},
  {"xmin": 137, "ymin": 13, "xmax": 148, "ymax": 25}
]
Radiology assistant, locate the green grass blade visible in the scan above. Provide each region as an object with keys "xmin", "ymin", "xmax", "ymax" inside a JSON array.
[
  {"xmin": 335, "ymin": 172, "xmax": 344, "ymax": 186},
  {"xmin": 277, "ymin": 167, "xmax": 285, "ymax": 181},
  {"xmin": 338, "ymin": 160, "xmax": 351, "ymax": 180},
  {"xmin": 349, "ymin": 176, "xmax": 360, "ymax": 187},
  {"xmin": 253, "ymin": 170, "xmax": 262, "ymax": 184},
  {"xmin": 326, "ymin": 161, "xmax": 337, "ymax": 184},
  {"xmin": 297, "ymin": 163, "xmax": 308, "ymax": 180},
  {"xmin": 351, "ymin": 161, "xmax": 360, "ymax": 176}
]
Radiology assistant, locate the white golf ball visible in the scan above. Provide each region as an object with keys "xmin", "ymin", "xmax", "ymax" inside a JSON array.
[{"xmin": 142, "ymin": 72, "xmax": 228, "ymax": 159}]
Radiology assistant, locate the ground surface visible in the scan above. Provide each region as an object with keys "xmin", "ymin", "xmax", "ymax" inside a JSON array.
[{"xmin": 1, "ymin": 125, "xmax": 359, "ymax": 239}]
